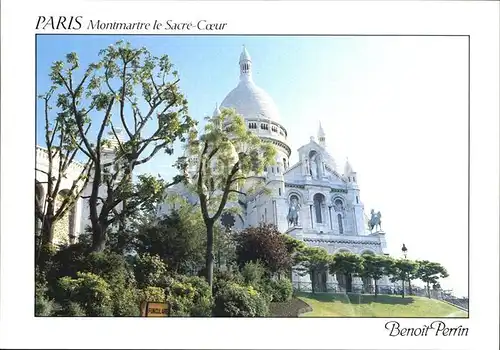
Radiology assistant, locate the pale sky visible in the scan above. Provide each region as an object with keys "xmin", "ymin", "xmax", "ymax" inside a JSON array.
[{"xmin": 37, "ymin": 35, "xmax": 469, "ymax": 297}]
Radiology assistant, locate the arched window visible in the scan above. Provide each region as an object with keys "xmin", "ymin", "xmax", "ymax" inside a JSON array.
[
  {"xmin": 334, "ymin": 198, "xmax": 344, "ymax": 212},
  {"xmin": 313, "ymin": 193, "xmax": 325, "ymax": 223},
  {"xmin": 337, "ymin": 214, "xmax": 344, "ymax": 234}
]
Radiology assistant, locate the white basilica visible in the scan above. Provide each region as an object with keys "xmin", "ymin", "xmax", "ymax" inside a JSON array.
[{"xmin": 158, "ymin": 47, "xmax": 391, "ymax": 292}]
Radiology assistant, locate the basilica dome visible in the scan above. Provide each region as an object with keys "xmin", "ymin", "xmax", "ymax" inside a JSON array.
[{"xmin": 220, "ymin": 47, "xmax": 281, "ymax": 122}]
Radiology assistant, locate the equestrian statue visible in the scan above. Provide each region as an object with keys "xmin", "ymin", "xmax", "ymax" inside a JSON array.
[{"xmin": 368, "ymin": 209, "xmax": 382, "ymax": 232}]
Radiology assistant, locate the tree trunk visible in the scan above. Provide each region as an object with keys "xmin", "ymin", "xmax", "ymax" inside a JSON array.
[
  {"xmin": 311, "ymin": 270, "xmax": 316, "ymax": 294},
  {"xmin": 205, "ymin": 222, "xmax": 215, "ymax": 291},
  {"xmin": 427, "ymin": 282, "xmax": 431, "ymax": 298},
  {"xmin": 408, "ymin": 278, "xmax": 413, "ymax": 295},
  {"xmin": 90, "ymin": 223, "xmax": 107, "ymax": 252},
  {"xmin": 401, "ymin": 277, "xmax": 405, "ymax": 298},
  {"xmin": 346, "ymin": 274, "xmax": 352, "ymax": 293},
  {"xmin": 40, "ymin": 217, "xmax": 54, "ymax": 248},
  {"xmin": 374, "ymin": 279, "xmax": 378, "ymax": 298}
]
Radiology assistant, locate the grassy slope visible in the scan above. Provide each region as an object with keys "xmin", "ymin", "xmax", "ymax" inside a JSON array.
[{"xmin": 296, "ymin": 293, "xmax": 468, "ymax": 318}]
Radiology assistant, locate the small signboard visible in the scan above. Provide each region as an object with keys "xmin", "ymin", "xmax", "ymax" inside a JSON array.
[{"xmin": 140, "ymin": 302, "xmax": 169, "ymax": 317}]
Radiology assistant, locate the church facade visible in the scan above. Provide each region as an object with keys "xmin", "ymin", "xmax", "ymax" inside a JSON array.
[{"xmin": 158, "ymin": 47, "xmax": 391, "ymax": 293}]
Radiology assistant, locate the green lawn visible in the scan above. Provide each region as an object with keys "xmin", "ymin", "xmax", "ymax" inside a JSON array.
[{"xmin": 296, "ymin": 293, "xmax": 468, "ymax": 318}]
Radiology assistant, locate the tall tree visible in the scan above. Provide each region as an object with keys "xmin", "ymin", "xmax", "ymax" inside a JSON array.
[
  {"xmin": 329, "ymin": 252, "xmax": 364, "ymax": 293},
  {"xmin": 183, "ymin": 108, "xmax": 276, "ymax": 290},
  {"xmin": 360, "ymin": 254, "xmax": 393, "ymax": 297},
  {"xmin": 36, "ymin": 87, "xmax": 93, "ymax": 258},
  {"xmin": 388, "ymin": 258, "xmax": 418, "ymax": 298},
  {"xmin": 296, "ymin": 246, "xmax": 332, "ymax": 294},
  {"xmin": 416, "ymin": 260, "xmax": 449, "ymax": 298},
  {"xmin": 46, "ymin": 41, "xmax": 194, "ymax": 252}
]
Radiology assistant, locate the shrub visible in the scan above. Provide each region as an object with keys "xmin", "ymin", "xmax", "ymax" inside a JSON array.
[
  {"xmin": 56, "ymin": 272, "xmax": 113, "ymax": 316},
  {"xmin": 177, "ymin": 276, "xmax": 213, "ymax": 317},
  {"xmin": 83, "ymin": 252, "xmax": 140, "ymax": 316},
  {"xmin": 57, "ymin": 302, "xmax": 86, "ymax": 316},
  {"xmin": 84, "ymin": 252, "xmax": 130, "ymax": 285},
  {"xmin": 241, "ymin": 261, "xmax": 266, "ymax": 288},
  {"xmin": 113, "ymin": 285, "xmax": 140, "ymax": 317},
  {"xmin": 267, "ymin": 278, "xmax": 293, "ymax": 302},
  {"xmin": 133, "ymin": 253, "xmax": 168, "ymax": 289},
  {"xmin": 213, "ymin": 282, "xmax": 269, "ymax": 317},
  {"xmin": 35, "ymin": 267, "xmax": 55, "ymax": 316},
  {"xmin": 35, "ymin": 294, "xmax": 54, "ymax": 316},
  {"xmin": 45, "ymin": 243, "xmax": 88, "ymax": 294},
  {"xmin": 138, "ymin": 286, "xmax": 166, "ymax": 303},
  {"xmin": 213, "ymin": 269, "xmax": 243, "ymax": 295}
]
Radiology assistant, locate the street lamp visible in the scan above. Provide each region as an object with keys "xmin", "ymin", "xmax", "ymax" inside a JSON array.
[{"xmin": 400, "ymin": 243, "xmax": 408, "ymax": 298}]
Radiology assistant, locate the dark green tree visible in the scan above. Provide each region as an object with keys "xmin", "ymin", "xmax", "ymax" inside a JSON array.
[
  {"xmin": 296, "ymin": 246, "xmax": 332, "ymax": 294},
  {"xmin": 329, "ymin": 252, "xmax": 364, "ymax": 293},
  {"xmin": 360, "ymin": 254, "xmax": 394, "ymax": 297},
  {"xmin": 416, "ymin": 260, "xmax": 449, "ymax": 298},
  {"xmin": 45, "ymin": 41, "xmax": 195, "ymax": 252},
  {"xmin": 388, "ymin": 258, "xmax": 418, "ymax": 298}
]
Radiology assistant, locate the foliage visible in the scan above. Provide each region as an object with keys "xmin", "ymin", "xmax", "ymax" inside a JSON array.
[
  {"xmin": 58, "ymin": 302, "xmax": 87, "ymax": 316},
  {"xmin": 45, "ymin": 243, "xmax": 88, "ymax": 291},
  {"xmin": 360, "ymin": 254, "xmax": 394, "ymax": 296},
  {"xmin": 84, "ymin": 252, "xmax": 132, "ymax": 285},
  {"xmin": 35, "ymin": 291, "xmax": 54, "ymax": 316},
  {"xmin": 296, "ymin": 246, "xmax": 331, "ymax": 293},
  {"xmin": 183, "ymin": 108, "xmax": 277, "ymax": 288},
  {"xmin": 163, "ymin": 275, "xmax": 213, "ymax": 317},
  {"xmin": 138, "ymin": 286, "xmax": 166, "ymax": 303},
  {"xmin": 56, "ymin": 272, "xmax": 113, "ymax": 316},
  {"xmin": 134, "ymin": 199, "xmax": 206, "ymax": 274},
  {"xmin": 213, "ymin": 281, "xmax": 269, "ymax": 317},
  {"xmin": 267, "ymin": 278, "xmax": 293, "ymax": 302},
  {"xmin": 416, "ymin": 260, "xmax": 449, "ymax": 298},
  {"xmin": 329, "ymin": 252, "xmax": 364, "ymax": 293},
  {"xmin": 212, "ymin": 269, "xmax": 244, "ymax": 296},
  {"xmin": 133, "ymin": 253, "xmax": 168, "ymax": 289},
  {"xmin": 214, "ymin": 225, "xmax": 237, "ymax": 270},
  {"xmin": 235, "ymin": 224, "xmax": 292, "ymax": 274},
  {"xmin": 35, "ymin": 79, "xmax": 93, "ymax": 252},
  {"xmin": 113, "ymin": 285, "xmax": 141, "ymax": 316},
  {"xmin": 240, "ymin": 261, "xmax": 267, "ymax": 288},
  {"xmin": 282, "ymin": 234, "xmax": 308, "ymax": 266},
  {"xmin": 388, "ymin": 258, "xmax": 419, "ymax": 298},
  {"xmin": 43, "ymin": 40, "xmax": 195, "ymax": 252},
  {"xmin": 35, "ymin": 267, "xmax": 55, "ymax": 316}
]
